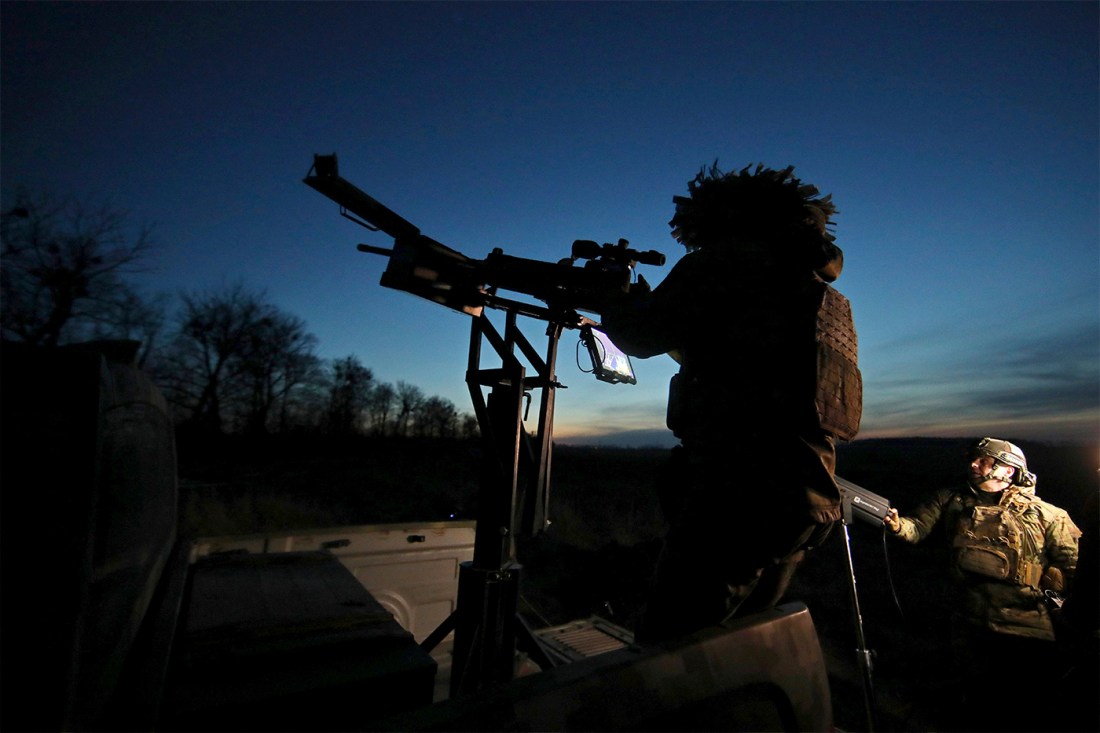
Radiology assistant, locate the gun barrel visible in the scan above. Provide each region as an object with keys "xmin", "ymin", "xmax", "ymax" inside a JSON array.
[
  {"xmin": 357, "ymin": 243, "xmax": 394, "ymax": 257},
  {"xmin": 305, "ymin": 154, "xmax": 420, "ymax": 241}
]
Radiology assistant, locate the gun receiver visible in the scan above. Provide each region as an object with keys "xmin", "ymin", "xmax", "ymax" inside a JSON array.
[{"xmin": 304, "ymin": 154, "xmax": 664, "ymax": 322}]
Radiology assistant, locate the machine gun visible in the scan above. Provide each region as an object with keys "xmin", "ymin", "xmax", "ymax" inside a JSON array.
[
  {"xmin": 303, "ymin": 153, "xmax": 663, "ymax": 323},
  {"xmin": 303, "ymin": 153, "xmax": 665, "ymax": 700}
]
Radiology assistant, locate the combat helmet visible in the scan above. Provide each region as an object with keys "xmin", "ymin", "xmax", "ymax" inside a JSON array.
[
  {"xmin": 970, "ymin": 437, "xmax": 1037, "ymax": 489},
  {"xmin": 668, "ymin": 162, "xmax": 843, "ymax": 281}
]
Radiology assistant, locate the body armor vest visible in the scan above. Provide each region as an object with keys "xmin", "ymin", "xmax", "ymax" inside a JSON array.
[
  {"xmin": 665, "ymin": 281, "xmax": 862, "ymax": 442},
  {"xmin": 814, "ymin": 285, "xmax": 861, "ymax": 440},
  {"xmin": 952, "ymin": 497, "xmax": 1045, "ymax": 589}
]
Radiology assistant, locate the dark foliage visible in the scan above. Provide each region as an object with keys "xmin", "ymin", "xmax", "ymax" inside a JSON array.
[{"xmin": 177, "ymin": 432, "xmax": 481, "ymax": 538}]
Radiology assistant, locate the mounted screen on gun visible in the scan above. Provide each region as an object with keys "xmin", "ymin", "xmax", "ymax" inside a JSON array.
[{"xmin": 580, "ymin": 325, "xmax": 636, "ymax": 385}]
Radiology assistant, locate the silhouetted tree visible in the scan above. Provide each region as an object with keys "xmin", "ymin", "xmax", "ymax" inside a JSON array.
[
  {"xmin": 159, "ymin": 283, "xmax": 295, "ymax": 433},
  {"xmin": 366, "ymin": 382, "xmax": 396, "ymax": 436},
  {"xmin": 394, "ymin": 380, "xmax": 424, "ymax": 437},
  {"xmin": 87, "ymin": 288, "xmax": 172, "ymax": 367},
  {"xmin": 239, "ymin": 312, "xmax": 320, "ymax": 434},
  {"xmin": 325, "ymin": 355, "xmax": 373, "ymax": 435},
  {"xmin": 276, "ymin": 352, "xmax": 327, "ymax": 433},
  {"xmin": 460, "ymin": 413, "xmax": 480, "ymax": 440},
  {"xmin": 275, "ymin": 365, "xmax": 330, "ymax": 432},
  {"xmin": 1, "ymin": 189, "xmax": 161, "ymax": 350},
  {"xmin": 419, "ymin": 396, "xmax": 458, "ymax": 438}
]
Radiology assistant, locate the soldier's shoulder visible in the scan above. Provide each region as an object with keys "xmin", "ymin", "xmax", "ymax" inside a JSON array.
[
  {"xmin": 912, "ymin": 487, "xmax": 964, "ymax": 512},
  {"xmin": 1026, "ymin": 495, "xmax": 1081, "ymax": 529},
  {"xmin": 934, "ymin": 486, "xmax": 965, "ymax": 502}
]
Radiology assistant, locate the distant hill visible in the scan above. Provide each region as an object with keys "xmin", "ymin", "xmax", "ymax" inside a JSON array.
[{"xmin": 556, "ymin": 428, "xmax": 678, "ymax": 450}]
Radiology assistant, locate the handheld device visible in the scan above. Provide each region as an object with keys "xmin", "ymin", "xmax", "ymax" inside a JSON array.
[
  {"xmin": 580, "ymin": 325, "xmax": 636, "ymax": 385},
  {"xmin": 836, "ymin": 476, "xmax": 891, "ymax": 527}
]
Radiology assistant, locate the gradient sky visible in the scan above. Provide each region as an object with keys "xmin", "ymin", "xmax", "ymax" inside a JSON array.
[{"xmin": 3, "ymin": 1, "xmax": 1097, "ymax": 447}]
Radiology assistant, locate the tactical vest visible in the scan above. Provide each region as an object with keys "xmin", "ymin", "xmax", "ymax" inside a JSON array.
[
  {"xmin": 665, "ymin": 281, "xmax": 862, "ymax": 441},
  {"xmin": 952, "ymin": 496, "xmax": 1046, "ymax": 589},
  {"xmin": 814, "ymin": 285, "xmax": 861, "ymax": 440}
]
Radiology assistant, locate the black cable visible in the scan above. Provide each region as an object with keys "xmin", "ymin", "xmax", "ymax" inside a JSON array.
[{"xmin": 879, "ymin": 526, "xmax": 907, "ymax": 624}]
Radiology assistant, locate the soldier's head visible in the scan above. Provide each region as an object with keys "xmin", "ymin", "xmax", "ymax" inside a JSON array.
[
  {"xmin": 967, "ymin": 437, "xmax": 1036, "ymax": 493},
  {"xmin": 668, "ymin": 163, "xmax": 842, "ymax": 280}
]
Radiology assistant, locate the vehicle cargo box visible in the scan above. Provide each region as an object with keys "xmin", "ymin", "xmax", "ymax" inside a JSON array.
[{"xmin": 164, "ymin": 550, "xmax": 436, "ymax": 731}]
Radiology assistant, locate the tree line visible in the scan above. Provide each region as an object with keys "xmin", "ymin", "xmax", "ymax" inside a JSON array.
[{"xmin": 1, "ymin": 188, "xmax": 478, "ymax": 440}]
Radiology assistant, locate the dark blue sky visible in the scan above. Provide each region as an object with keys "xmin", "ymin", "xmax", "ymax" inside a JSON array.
[{"xmin": 3, "ymin": 1, "xmax": 1097, "ymax": 446}]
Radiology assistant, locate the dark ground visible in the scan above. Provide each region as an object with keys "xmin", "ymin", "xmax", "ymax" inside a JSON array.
[{"xmin": 179, "ymin": 434, "xmax": 1099, "ymax": 733}]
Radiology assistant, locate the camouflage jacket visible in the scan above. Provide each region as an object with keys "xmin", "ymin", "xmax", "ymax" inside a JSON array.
[{"xmin": 893, "ymin": 485, "xmax": 1081, "ymax": 640}]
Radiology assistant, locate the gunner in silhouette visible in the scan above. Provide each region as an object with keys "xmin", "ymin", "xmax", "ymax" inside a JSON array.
[{"xmin": 596, "ymin": 163, "xmax": 861, "ymax": 642}]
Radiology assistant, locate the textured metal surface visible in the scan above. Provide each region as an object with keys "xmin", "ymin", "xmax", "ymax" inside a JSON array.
[{"xmin": 535, "ymin": 617, "xmax": 633, "ymax": 662}]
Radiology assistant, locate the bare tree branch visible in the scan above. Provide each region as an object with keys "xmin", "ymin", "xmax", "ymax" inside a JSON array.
[{"xmin": 1, "ymin": 188, "xmax": 158, "ymax": 348}]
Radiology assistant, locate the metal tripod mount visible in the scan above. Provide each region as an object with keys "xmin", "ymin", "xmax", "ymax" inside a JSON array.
[
  {"xmin": 419, "ymin": 297, "xmax": 572, "ymax": 698},
  {"xmin": 836, "ymin": 476, "xmax": 892, "ymax": 733}
]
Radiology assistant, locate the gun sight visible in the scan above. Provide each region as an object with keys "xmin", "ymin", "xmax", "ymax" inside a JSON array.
[{"xmin": 572, "ymin": 239, "xmax": 665, "ymax": 267}]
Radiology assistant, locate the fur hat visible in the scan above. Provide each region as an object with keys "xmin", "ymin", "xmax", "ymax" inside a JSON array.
[{"xmin": 669, "ymin": 163, "xmax": 842, "ymax": 280}]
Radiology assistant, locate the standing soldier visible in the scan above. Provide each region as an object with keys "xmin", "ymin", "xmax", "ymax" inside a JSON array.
[
  {"xmin": 596, "ymin": 162, "xmax": 861, "ymax": 643},
  {"xmin": 884, "ymin": 437, "xmax": 1081, "ymax": 732}
]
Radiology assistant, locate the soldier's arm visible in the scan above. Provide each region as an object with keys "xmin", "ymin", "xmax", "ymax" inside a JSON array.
[
  {"xmin": 1043, "ymin": 506, "xmax": 1082, "ymax": 588},
  {"xmin": 598, "ymin": 255, "xmax": 698, "ymax": 358},
  {"xmin": 888, "ymin": 488, "xmax": 955, "ymax": 544}
]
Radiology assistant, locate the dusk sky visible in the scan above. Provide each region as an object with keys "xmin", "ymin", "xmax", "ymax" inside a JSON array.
[{"xmin": 3, "ymin": 1, "xmax": 1097, "ymax": 447}]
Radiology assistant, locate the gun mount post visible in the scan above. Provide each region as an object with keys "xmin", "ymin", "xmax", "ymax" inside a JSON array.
[{"xmin": 444, "ymin": 307, "xmax": 561, "ymax": 697}]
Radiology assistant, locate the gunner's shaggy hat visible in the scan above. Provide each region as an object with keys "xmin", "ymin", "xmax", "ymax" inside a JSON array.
[{"xmin": 669, "ymin": 162, "xmax": 842, "ymax": 279}]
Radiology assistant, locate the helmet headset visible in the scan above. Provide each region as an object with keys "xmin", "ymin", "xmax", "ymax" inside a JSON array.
[{"xmin": 969, "ymin": 437, "xmax": 1036, "ymax": 489}]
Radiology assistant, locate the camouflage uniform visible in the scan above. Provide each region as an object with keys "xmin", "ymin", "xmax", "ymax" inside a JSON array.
[
  {"xmin": 892, "ymin": 483, "xmax": 1080, "ymax": 640},
  {"xmin": 892, "ymin": 484, "xmax": 1080, "ymax": 730}
]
